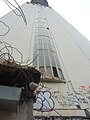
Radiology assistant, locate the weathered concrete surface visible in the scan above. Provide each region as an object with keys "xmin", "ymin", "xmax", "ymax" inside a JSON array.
[{"xmin": 0, "ymin": 101, "xmax": 33, "ymax": 120}]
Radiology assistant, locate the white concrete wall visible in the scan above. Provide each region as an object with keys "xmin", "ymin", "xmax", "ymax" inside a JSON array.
[
  {"xmin": 0, "ymin": 3, "xmax": 36, "ymax": 63},
  {"xmin": 0, "ymin": 2, "xmax": 90, "ymax": 117},
  {"xmin": 0, "ymin": 1, "xmax": 90, "ymax": 95},
  {"xmin": 43, "ymin": 6, "xmax": 90, "ymax": 91}
]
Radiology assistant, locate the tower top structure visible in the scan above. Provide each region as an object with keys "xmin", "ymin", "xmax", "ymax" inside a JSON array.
[{"xmin": 31, "ymin": 0, "xmax": 49, "ymax": 6}]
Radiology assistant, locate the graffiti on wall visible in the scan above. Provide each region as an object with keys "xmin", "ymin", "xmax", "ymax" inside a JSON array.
[
  {"xmin": 51, "ymin": 91, "xmax": 80, "ymax": 107},
  {"xmin": 34, "ymin": 86, "xmax": 90, "ymax": 112},
  {"xmin": 51, "ymin": 86, "xmax": 90, "ymax": 108},
  {"xmin": 79, "ymin": 86, "xmax": 90, "ymax": 94},
  {"xmin": 33, "ymin": 91, "xmax": 55, "ymax": 112}
]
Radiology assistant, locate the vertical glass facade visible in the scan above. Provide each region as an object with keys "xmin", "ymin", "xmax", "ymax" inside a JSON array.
[{"xmin": 33, "ymin": 6, "xmax": 65, "ymax": 82}]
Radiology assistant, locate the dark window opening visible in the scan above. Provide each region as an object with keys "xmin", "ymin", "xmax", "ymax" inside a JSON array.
[{"xmin": 52, "ymin": 67, "xmax": 58, "ymax": 77}]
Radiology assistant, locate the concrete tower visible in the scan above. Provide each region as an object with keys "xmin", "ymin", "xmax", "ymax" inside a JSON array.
[{"xmin": 0, "ymin": 0, "xmax": 90, "ymax": 119}]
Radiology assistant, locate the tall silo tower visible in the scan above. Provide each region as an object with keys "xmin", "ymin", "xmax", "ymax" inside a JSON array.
[{"xmin": 0, "ymin": 0, "xmax": 90, "ymax": 119}]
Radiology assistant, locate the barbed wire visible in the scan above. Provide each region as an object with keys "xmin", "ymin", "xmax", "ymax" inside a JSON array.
[
  {"xmin": 3, "ymin": 0, "xmax": 27, "ymax": 25},
  {"xmin": 0, "ymin": 41, "xmax": 23, "ymax": 64},
  {"xmin": 0, "ymin": 41, "xmax": 40, "ymax": 67},
  {"xmin": 0, "ymin": 41, "xmax": 40, "ymax": 98},
  {"xmin": 0, "ymin": 21, "xmax": 10, "ymax": 36},
  {"xmin": 0, "ymin": 0, "xmax": 27, "ymax": 38}
]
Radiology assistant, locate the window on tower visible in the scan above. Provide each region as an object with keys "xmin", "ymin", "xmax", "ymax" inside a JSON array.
[{"xmin": 33, "ymin": 8, "xmax": 65, "ymax": 83}]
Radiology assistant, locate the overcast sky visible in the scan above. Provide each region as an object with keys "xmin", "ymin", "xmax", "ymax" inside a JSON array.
[{"xmin": 0, "ymin": 0, "xmax": 90, "ymax": 41}]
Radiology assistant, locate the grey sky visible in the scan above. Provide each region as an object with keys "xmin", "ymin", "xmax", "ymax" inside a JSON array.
[{"xmin": 0, "ymin": 0, "xmax": 90, "ymax": 41}]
